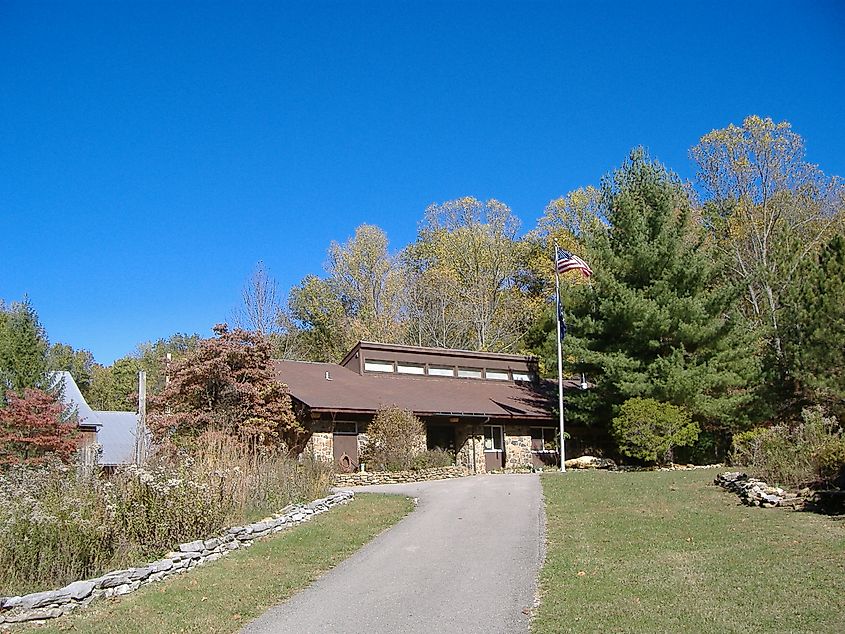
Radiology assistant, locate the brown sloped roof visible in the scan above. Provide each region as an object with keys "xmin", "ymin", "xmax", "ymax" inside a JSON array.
[{"xmin": 272, "ymin": 359, "xmax": 561, "ymax": 421}]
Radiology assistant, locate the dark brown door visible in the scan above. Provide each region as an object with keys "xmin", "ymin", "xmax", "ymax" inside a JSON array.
[
  {"xmin": 333, "ymin": 433, "xmax": 359, "ymax": 472},
  {"xmin": 483, "ymin": 425, "xmax": 504, "ymax": 471}
]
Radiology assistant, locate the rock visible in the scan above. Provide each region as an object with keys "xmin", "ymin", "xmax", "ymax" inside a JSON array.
[
  {"xmin": 203, "ymin": 537, "xmax": 221, "ymax": 550},
  {"xmin": 5, "ymin": 607, "xmax": 64, "ymax": 623},
  {"xmin": 57, "ymin": 580, "xmax": 95, "ymax": 602},
  {"xmin": 564, "ymin": 455, "xmax": 616, "ymax": 470},
  {"xmin": 179, "ymin": 540, "xmax": 205, "ymax": 553},
  {"xmin": 150, "ymin": 558, "xmax": 174, "ymax": 573},
  {"xmin": 1, "ymin": 596, "xmax": 22, "ymax": 610},
  {"xmin": 99, "ymin": 573, "xmax": 132, "ymax": 589},
  {"xmin": 20, "ymin": 590, "xmax": 65, "ymax": 610}
]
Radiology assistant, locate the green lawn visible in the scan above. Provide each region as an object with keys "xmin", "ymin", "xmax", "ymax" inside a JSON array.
[
  {"xmin": 535, "ymin": 469, "xmax": 845, "ymax": 634},
  {"xmin": 28, "ymin": 494, "xmax": 413, "ymax": 634}
]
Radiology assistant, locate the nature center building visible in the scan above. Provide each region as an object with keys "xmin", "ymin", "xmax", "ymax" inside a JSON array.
[{"xmin": 274, "ymin": 341, "xmax": 584, "ymax": 473}]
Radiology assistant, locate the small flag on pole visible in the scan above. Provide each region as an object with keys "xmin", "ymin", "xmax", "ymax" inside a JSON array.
[{"xmin": 556, "ymin": 249, "xmax": 593, "ymax": 277}]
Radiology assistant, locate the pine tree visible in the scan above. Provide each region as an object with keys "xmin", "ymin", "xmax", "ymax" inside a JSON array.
[
  {"xmin": 562, "ymin": 149, "xmax": 758, "ymax": 458},
  {"xmin": 0, "ymin": 299, "xmax": 50, "ymax": 401},
  {"xmin": 783, "ymin": 233, "xmax": 845, "ymax": 417}
]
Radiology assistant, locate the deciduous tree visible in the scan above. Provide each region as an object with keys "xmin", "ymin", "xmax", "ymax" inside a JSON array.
[{"xmin": 149, "ymin": 324, "xmax": 306, "ymax": 454}]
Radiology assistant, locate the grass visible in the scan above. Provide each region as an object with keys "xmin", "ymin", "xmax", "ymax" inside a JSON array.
[
  {"xmin": 27, "ymin": 493, "xmax": 413, "ymax": 634},
  {"xmin": 534, "ymin": 469, "xmax": 845, "ymax": 634}
]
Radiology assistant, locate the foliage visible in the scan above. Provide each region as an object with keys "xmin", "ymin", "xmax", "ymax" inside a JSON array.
[
  {"xmin": 404, "ymin": 197, "xmax": 544, "ymax": 351},
  {"xmin": 411, "ymin": 448, "xmax": 455, "ymax": 470},
  {"xmin": 0, "ymin": 298, "xmax": 50, "ymax": 400},
  {"xmin": 542, "ymin": 149, "xmax": 756, "ymax": 456},
  {"xmin": 0, "ymin": 462, "xmax": 116, "ymax": 595},
  {"xmin": 611, "ymin": 397, "xmax": 699, "ymax": 464},
  {"xmin": 781, "ymin": 233, "xmax": 845, "ymax": 417},
  {"xmin": 287, "ymin": 225, "xmax": 403, "ymax": 361},
  {"xmin": 28, "ymin": 495, "xmax": 413, "ymax": 634},
  {"xmin": 149, "ymin": 325, "xmax": 306, "ymax": 453},
  {"xmin": 361, "ymin": 405, "xmax": 426, "ymax": 471},
  {"xmin": 47, "ymin": 343, "xmax": 95, "ymax": 397},
  {"xmin": 0, "ymin": 436, "xmax": 332, "ymax": 594},
  {"xmin": 691, "ymin": 116, "xmax": 844, "ymax": 410},
  {"xmin": 730, "ymin": 406, "xmax": 844, "ymax": 487},
  {"xmin": 0, "ymin": 388, "xmax": 79, "ymax": 465},
  {"xmin": 87, "ymin": 334, "xmax": 202, "ymax": 411}
]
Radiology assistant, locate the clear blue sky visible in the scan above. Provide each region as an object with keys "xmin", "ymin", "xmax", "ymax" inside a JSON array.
[{"xmin": 2, "ymin": 1, "xmax": 844, "ymax": 364}]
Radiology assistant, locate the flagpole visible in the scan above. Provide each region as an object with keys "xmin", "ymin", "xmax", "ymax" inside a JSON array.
[{"xmin": 554, "ymin": 243, "xmax": 566, "ymax": 473}]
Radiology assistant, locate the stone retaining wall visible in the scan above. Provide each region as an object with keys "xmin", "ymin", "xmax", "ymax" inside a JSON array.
[
  {"xmin": 334, "ymin": 465, "xmax": 469, "ymax": 486},
  {"xmin": 0, "ymin": 491, "xmax": 354, "ymax": 627}
]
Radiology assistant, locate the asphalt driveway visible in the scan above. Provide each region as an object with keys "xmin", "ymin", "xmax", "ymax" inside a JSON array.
[{"xmin": 241, "ymin": 473, "xmax": 545, "ymax": 634}]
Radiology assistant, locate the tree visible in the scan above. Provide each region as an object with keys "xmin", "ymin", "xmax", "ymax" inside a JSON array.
[
  {"xmin": 691, "ymin": 116, "xmax": 844, "ymax": 398},
  {"xmin": 0, "ymin": 388, "xmax": 79, "ymax": 465},
  {"xmin": 0, "ymin": 299, "xmax": 50, "ymax": 400},
  {"xmin": 148, "ymin": 324, "xmax": 306, "ymax": 453},
  {"xmin": 287, "ymin": 225, "xmax": 404, "ymax": 361},
  {"xmin": 403, "ymin": 197, "xmax": 543, "ymax": 351},
  {"xmin": 47, "ymin": 343, "xmax": 95, "ymax": 397},
  {"xmin": 233, "ymin": 261, "xmax": 284, "ymax": 338},
  {"xmin": 782, "ymin": 233, "xmax": 845, "ymax": 417},
  {"xmin": 86, "ymin": 357, "xmax": 141, "ymax": 411},
  {"xmin": 612, "ymin": 397, "xmax": 699, "ymax": 464},
  {"xmin": 551, "ymin": 149, "xmax": 757, "ymax": 457}
]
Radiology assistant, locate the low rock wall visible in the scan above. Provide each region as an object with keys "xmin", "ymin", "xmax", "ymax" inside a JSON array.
[
  {"xmin": 0, "ymin": 491, "xmax": 354, "ymax": 627},
  {"xmin": 334, "ymin": 465, "xmax": 469, "ymax": 486},
  {"xmin": 714, "ymin": 471, "xmax": 802, "ymax": 508}
]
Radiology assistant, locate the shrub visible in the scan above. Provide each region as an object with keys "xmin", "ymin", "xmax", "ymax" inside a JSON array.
[
  {"xmin": 412, "ymin": 448, "xmax": 454, "ymax": 471},
  {"xmin": 612, "ymin": 398, "xmax": 699, "ymax": 465},
  {"xmin": 730, "ymin": 407, "xmax": 844, "ymax": 488},
  {"xmin": 361, "ymin": 405, "xmax": 426, "ymax": 471}
]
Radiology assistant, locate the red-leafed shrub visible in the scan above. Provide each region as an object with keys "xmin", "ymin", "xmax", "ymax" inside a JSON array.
[{"xmin": 0, "ymin": 388, "xmax": 78, "ymax": 465}]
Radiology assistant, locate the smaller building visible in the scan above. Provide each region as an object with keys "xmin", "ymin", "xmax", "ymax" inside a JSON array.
[
  {"xmin": 275, "ymin": 341, "xmax": 584, "ymax": 473},
  {"xmin": 54, "ymin": 371, "xmax": 140, "ymax": 469}
]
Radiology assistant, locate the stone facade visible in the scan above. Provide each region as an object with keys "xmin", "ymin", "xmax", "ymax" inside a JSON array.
[
  {"xmin": 306, "ymin": 421, "xmax": 333, "ymax": 463},
  {"xmin": 504, "ymin": 425, "xmax": 533, "ymax": 470},
  {"xmin": 0, "ymin": 492, "xmax": 354, "ymax": 626},
  {"xmin": 455, "ymin": 424, "xmax": 485, "ymax": 473}
]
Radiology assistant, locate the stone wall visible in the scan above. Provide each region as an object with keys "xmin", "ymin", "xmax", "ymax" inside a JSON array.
[
  {"xmin": 0, "ymin": 491, "xmax": 354, "ymax": 626},
  {"xmin": 335, "ymin": 465, "xmax": 469, "ymax": 486}
]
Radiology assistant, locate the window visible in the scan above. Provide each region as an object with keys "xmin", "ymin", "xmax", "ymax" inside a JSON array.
[
  {"xmin": 364, "ymin": 360, "xmax": 394, "ymax": 373},
  {"xmin": 428, "ymin": 366, "xmax": 455, "ymax": 377},
  {"xmin": 483, "ymin": 425, "xmax": 503, "ymax": 451},
  {"xmin": 334, "ymin": 422, "xmax": 358, "ymax": 435},
  {"xmin": 512, "ymin": 372, "xmax": 532, "ymax": 382},
  {"xmin": 485, "ymin": 369, "xmax": 509, "ymax": 381},
  {"xmin": 531, "ymin": 427, "xmax": 557, "ymax": 451},
  {"xmin": 397, "ymin": 363, "xmax": 425, "ymax": 375},
  {"xmin": 457, "ymin": 367, "xmax": 483, "ymax": 379}
]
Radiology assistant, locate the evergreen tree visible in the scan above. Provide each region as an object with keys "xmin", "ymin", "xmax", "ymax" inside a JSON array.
[
  {"xmin": 559, "ymin": 150, "xmax": 757, "ymax": 458},
  {"xmin": 782, "ymin": 233, "xmax": 845, "ymax": 418},
  {"xmin": 0, "ymin": 299, "xmax": 50, "ymax": 401}
]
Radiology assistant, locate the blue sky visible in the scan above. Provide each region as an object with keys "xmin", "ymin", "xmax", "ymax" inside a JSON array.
[{"xmin": 2, "ymin": 1, "xmax": 844, "ymax": 364}]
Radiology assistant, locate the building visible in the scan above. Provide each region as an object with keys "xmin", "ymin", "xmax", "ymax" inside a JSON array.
[
  {"xmin": 54, "ymin": 371, "xmax": 140, "ymax": 469},
  {"xmin": 274, "ymin": 341, "xmax": 584, "ymax": 473}
]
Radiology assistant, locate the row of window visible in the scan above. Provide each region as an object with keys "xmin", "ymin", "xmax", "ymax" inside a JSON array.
[
  {"xmin": 363, "ymin": 359, "xmax": 532, "ymax": 382},
  {"xmin": 483, "ymin": 425, "xmax": 558, "ymax": 452}
]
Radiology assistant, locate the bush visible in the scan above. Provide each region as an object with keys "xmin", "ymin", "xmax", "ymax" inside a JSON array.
[
  {"xmin": 412, "ymin": 448, "xmax": 454, "ymax": 471},
  {"xmin": 612, "ymin": 398, "xmax": 699, "ymax": 465},
  {"xmin": 730, "ymin": 407, "xmax": 844, "ymax": 488},
  {"xmin": 361, "ymin": 406, "xmax": 426, "ymax": 471}
]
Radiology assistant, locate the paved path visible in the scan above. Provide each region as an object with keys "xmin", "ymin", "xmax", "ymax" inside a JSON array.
[{"xmin": 241, "ymin": 474, "xmax": 545, "ymax": 634}]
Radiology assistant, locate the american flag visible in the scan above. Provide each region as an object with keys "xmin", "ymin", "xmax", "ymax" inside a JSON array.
[{"xmin": 556, "ymin": 249, "xmax": 593, "ymax": 277}]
